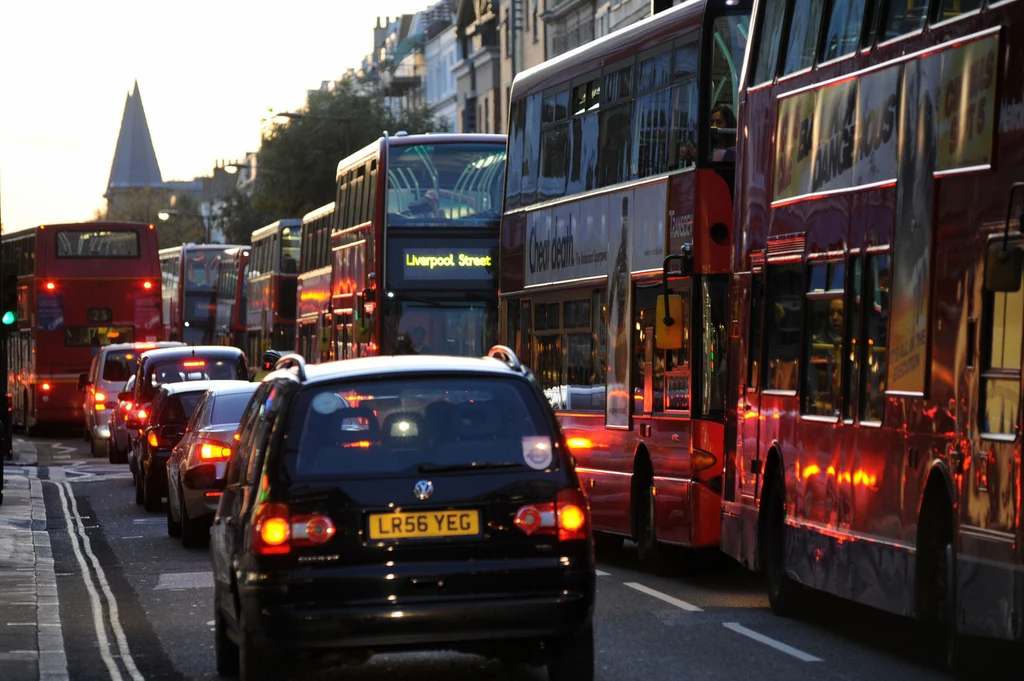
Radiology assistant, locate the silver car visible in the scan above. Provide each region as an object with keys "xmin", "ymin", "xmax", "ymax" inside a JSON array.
[
  {"xmin": 79, "ymin": 341, "xmax": 183, "ymax": 458},
  {"xmin": 167, "ymin": 381, "xmax": 259, "ymax": 547}
]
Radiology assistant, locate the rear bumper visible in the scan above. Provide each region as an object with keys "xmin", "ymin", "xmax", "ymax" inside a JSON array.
[
  {"xmin": 238, "ymin": 583, "xmax": 593, "ymax": 651},
  {"xmin": 181, "ymin": 484, "xmax": 221, "ymax": 520}
]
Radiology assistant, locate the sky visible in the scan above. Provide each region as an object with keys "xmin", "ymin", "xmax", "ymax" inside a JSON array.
[{"xmin": 0, "ymin": 0, "xmax": 432, "ymax": 233}]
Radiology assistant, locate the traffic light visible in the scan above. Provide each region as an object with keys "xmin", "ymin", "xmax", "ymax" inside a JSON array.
[{"xmin": 1, "ymin": 275, "xmax": 17, "ymax": 326}]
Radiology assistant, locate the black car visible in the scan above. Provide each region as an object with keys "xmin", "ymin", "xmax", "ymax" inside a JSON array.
[
  {"xmin": 137, "ymin": 381, "xmax": 223, "ymax": 511},
  {"xmin": 167, "ymin": 381, "xmax": 259, "ymax": 547},
  {"xmin": 126, "ymin": 346, "xmax": 249, "ymax": 485},
  {"xmin": 211, "ymin": 349, "xmax": 595, "ymax": 681}
]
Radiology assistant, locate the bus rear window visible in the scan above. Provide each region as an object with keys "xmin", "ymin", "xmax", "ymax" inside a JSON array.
[
  {"xmin": 65, "ymin": 326, "xmax": 134, "ymax": 347},
  {"xmin": 56, "ymin": 230, "xmax": 140, "ymax": 258}
]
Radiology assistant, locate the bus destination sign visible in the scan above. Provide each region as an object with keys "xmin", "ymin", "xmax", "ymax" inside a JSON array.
[{"xmin": 403, "ymin": 247, "xmax": 494, "ymax": 281}]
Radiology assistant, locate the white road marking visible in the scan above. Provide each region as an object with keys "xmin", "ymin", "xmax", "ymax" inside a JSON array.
[
  {"xmin": 54, "ymin": 480, "xmax": 124, "ymax": 681},
  {"xmin": 155, "ymin": 572, "xmax": 214, "ymax": 590},
  {"xmin": 595, "ymin": 569, "xmax": 611, "ymax": 577},
  {"xmin": 723, "ymin": 623, "xmax": 823, "ymax": 662},
  {"xmin": 132, "ymin": 517, "xmax": 164, "ymax": 524},
  {"xmin": 120, "ymin": 536, "xmax": 145, "ymax": 540},
  {"xmin": 206, "ymin": 620, "xmax": 215, "ymax": 626},
  {"xmin": 52, "ymin": 454, "xmax": 71, "ymax": 461},
  {"xmin": 58, "ymin": 480, "xmax": 146, "ymax": 681},
  {"xmin": 623, "ymin": 582, "xmax": 704, "ymax": 612}
]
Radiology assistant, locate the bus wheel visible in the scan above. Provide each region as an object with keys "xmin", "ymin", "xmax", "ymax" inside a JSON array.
[
  {"xmin": 763, "ymin": 466, "xmax": 802, "ymax": 616},
  {"xmin": 634, "ymin": 478, "xmax": 667, "ymax": 575}
]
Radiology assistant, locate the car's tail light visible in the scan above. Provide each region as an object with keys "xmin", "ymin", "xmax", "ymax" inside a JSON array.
[
  {"xmin": 292, "ymin": 514, "xmax": 336, "ymax": 546},
  {"xmin": 94, "ymin": 392, "xmax": 106, "ymax": 402},
  {"xmin": 124, "ymin": 401, "xmax": 133, "ymax": 411},
  {"xmin": 183, "ymin": 360, "xmax": 206, "ymax": 368},
  {"xmin": 514, "ymin": 488, "xmax": 589, "ymax": 541},
  {"xmin": 253, "ymin": 502, "xmax": 292, "ymax": 555},
  {"xmin": 199, "ymin": 443, "xmax": 231, "ymax": 461},
  {"xmin": 147, "ymin": 432, "xmax": 160, "ymax": 448},
  {"xmin": 137, "ymin": 409, "xmax": 148, "ymax": 421}
]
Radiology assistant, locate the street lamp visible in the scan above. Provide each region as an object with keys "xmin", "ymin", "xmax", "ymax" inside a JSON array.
[{"xmin": 157, "ymin": 208, "xmax": 211, "ymax": 244}]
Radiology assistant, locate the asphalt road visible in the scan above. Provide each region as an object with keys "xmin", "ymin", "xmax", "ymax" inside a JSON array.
[{"xmin": 22, "ymin": 432, "xmax": 1015, "ymax": 681}]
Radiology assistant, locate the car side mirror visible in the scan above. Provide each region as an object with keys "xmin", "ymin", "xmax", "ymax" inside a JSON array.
[{"xmin": 78, "ymin": 373, "xmax": 90, "ymax": 392}]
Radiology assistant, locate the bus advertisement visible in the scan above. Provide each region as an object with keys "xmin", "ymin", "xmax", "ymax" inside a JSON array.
[
  {"xmin": 498, "ymin": 0, "xmax": 750, "ymax": 564},
  {"xmin": 1, "ymin": 222, "xmax": 162, "ymax": 430},
  {"xmin": 245, "ymin": 219, "xmax": 300, "ymax": 360},
  {"xmin": 727, "ymin": 0, "xmax": 1024, "ymax": 663}
]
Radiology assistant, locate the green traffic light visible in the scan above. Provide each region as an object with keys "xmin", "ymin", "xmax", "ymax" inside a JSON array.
[{"xmin": 1, "ymin": 310, "xmax": 15, "ymax": 325}]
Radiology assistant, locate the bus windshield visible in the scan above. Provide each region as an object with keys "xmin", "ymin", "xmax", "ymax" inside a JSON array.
[
  {"xmin": 184, "ymin": 250, "xmax": 223, "ymax": 291},
  {"xmin": 281, "ymin": 227, "xmax": 300, "ymax": 273},
  {"xmin": 707, "ymin": 13, "xmax": 749, "ymax": 163},
  {"xmin": 56, "ymin": 230, "xmax": 140, "ymax": 258},
  {"xmin": 386, "ymin": 143, "xmax": 506, "ymax": 228},
  {"xmin": 384, "ymin": 299, "xmax": 497, "ymax": 357}
]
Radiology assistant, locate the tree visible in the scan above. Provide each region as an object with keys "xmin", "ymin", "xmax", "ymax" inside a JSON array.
[
  {"xmin": 100, "ymin": 188, "xmax": 206, "ymax": 249},
  {"xmin": 251, "ymin": 77, "xmax": 438, "ymax": 219},
  {"xmin": 217, "ymin": 188, "xmax": 274, "ymax": 246}
]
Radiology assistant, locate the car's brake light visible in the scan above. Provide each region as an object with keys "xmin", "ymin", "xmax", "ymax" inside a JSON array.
[
  {"xmin": 137, "ymin": 409, "xmax": 148, "ymax": 420},
  {"xmin": 147, "ymin": 432, "xmax": 159, "ymax": 448},
  {"xmin": 124, "ymin": 401, "xmax": 133, "ymax": 411},
  {"xmin": 199, "ymin": 443, "xmax": 231, "ymax": 461},
  {"xmin": 183, "ymin": 360, "xmax": 206, "ymax": 368},
  {"xmin": 253, "ymin": 502, "xmax": 292, "ymax": 555},
  {"xmin": 94, "ymin": 392, "xmax": 106, "ymax": 402},
  {"xmin": 514, "ymin": 488, "xmax": 589, "ymax": 541}
]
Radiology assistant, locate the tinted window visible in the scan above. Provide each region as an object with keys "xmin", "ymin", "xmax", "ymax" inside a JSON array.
[
  {"xmin": 934, "ymin": 0, "xmax": 981, "ymax": 21},
  {"xmin": 782, "ymin": 0, "xmax": 825, "ymax": 75},
  {"xmin": 288, "ymin": 377, "xmax": 553, "ymax": 478},
  {"xmin": 158, "ymin": 392, "xmax": 205, "ymax": 425},
  {"xmin": 821, "ymin": 0, "xmax": 867, "ymax": 61},
  {"xmin": 211, "ymin": 391, "xmax": 257, "ymax": 425},
  {"xmin": 102, "ymin": 350, "xmax": 141, "ymax": 382},
  {"xmin": 766, "ymin": 264, "xmax": 803, "ymax": 391},
  {"xmin": 880, "ymin": 0, "xmax": 927, "ymax": 40},
  {"xmin": 56, "ymin": 230, "xmax": 139, "ymax": 258},
  {"xmin": 753, "ymin": 0, "xmax": 787, "ymax": 84}
]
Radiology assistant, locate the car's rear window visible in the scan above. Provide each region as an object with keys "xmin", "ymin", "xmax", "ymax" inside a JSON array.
[
  {"xmin": 288, "ymin": 377, "xmax": 554, "ymax": 477},
  {"xmin": 102, "ymin": 351, "xmax": 141, "ymax": 382},
  {"xmin": 211, "ymin": 392, "xmax": 254, "ymax": 425},
  {"xmin": 146, "ymin": 358, "xmax": 239, "ymax": 391},
  {"xmin": 159, "ymin": 392, "xmax": 205, "ymax": 425}
]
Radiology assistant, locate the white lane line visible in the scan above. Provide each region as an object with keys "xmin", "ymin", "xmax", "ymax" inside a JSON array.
[
  {"xmin": 120, "ymin": 536, "xmax": 145, "ymax": 540},
  {"xmin": 60, "ymin": 481, "xmax": 146, "ymax": 681},
  {"xmin": 595, "ymin": 569, "xmax": 611, "ymax": 577},
  {"xmin": 623, "ymin": 582, "xmax": 703, "ymax": 612},
  {"xmin": 722, "ymin": 623, "xmax": 823, "ymax": 662},
  {"xmin": 54, "ymin": 480, "xmax": 123, "ymax": 681}
]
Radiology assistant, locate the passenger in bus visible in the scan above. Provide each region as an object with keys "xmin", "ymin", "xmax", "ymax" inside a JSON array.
[
  {"xmin": 405, "ymin": 189, "xmax": 445, "ymax": 219},
  {"xmin": 408, "ymin": 326, "xmax": 433, "ymax": 354},
  {"xmin": 814, "ymin": 300, "xmax": 844, "ymax": 346},
  {"xmin": 710, "ymin": 104, "xmax": 736, "ymax": 163}
]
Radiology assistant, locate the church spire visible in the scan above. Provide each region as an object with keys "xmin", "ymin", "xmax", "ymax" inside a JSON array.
[{"xmin": 105, "ymin": 81, "xmax": 163, "ymax": 198}]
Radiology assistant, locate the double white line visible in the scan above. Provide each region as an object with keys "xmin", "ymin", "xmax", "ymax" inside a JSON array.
[{"xmin": 53, "ymin": 479, "xmax": 144, "ymax": 681}]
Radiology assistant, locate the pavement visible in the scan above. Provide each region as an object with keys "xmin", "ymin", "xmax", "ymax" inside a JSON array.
[{"xmin": 0, "ymin": 438, "xmax": 68, "ymax": 681}]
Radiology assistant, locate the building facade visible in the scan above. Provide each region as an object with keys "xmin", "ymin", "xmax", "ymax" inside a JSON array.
[
  {"xmin": 425, "ymin": 24, "xmax": 460, "ymax": 132},
  {"xmin": 499, "ymin": 0, "xmax": 546, "ymax": 134},
  {"xmin": 455, "ymin": 0, "xmax": 502, "ymax": 133},
  {"xmin": 542, "ymin": 0, "xmax": 594, "ymax": 58}
]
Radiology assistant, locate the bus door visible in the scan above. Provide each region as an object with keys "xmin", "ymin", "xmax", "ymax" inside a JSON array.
[{"xmin": 737, "ymin": 268, "xmax": 764, "ymax": 503}]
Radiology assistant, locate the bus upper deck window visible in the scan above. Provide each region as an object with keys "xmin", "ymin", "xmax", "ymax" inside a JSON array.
[
  {"xmin": 881, "ymin": 0, "xmax": 927, "ymax": 40},
  {"xmin": 782, "ymin": 0, "xmax": 825, "ymax": 75},
  {"xmin": 751, "ymin": 0, "xmax": 786, "ymax": 84},
  {"xmin": 821, "ymin": 0, "xmax": 867, "ymax": 62}
]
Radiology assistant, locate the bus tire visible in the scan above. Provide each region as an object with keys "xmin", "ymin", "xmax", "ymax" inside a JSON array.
[
  {"xmin": 763, "ymin": 466, "xmax": 802, "ymax": 616},
  {"xmin": 633, "ymin": 474, "xmax": 668, "ymax": 575}
]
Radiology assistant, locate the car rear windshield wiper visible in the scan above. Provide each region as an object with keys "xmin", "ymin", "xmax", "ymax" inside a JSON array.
[{"xmin": 417, "ymin": 461, "xmax": 524, "ymax": 473}]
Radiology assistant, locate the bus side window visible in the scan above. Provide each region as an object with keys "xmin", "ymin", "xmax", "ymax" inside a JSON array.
[
  {"xmin": 820, "ymin": 0, "xmax": 867, "ymax": 62},
  {"xmin": 880, "ymin": 0, "xmax": 927, "ymax": 40},
  {"xmin": 748, "ymin": 271, "xmax": 763, "ymax": 391},
  {"xmin": 751, "ymin": 0, "xmax": 787, "ymax": 84},
  {"xmin": 782, "ymin": 0, "xmax": 826, "ymax": 76},
  {"xmin": 802, "ymin": 261, "xmax": 845, "ymax": 417},
  {"xmin": 932, "ymin": 0, "xmax": 981, "ymax": 23},
  {"xmin": 979, "ymin": 243, "xmax": 1024, "ymax": 436},
  {"xmin": 842, "ymin": 256, "xmax": 862, "ymax": 420},
  {"xmin": 766, "ymin": 264, "xmax": 803, "ymax": 391},
  {"xmin": 860, "ymin": 253, "xmax": 890, "ymax": 421}
]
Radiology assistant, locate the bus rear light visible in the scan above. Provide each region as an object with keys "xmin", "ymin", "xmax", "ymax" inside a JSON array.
[
  {"xmin": 566, "ymin": 437, "xmax": 592, "ymax": 452},
  {"xmin": 199, "ymin": 443, "xmax": 231, "ymax": 461},
  {"xmin": 691, "ymin": 450, "xmax": 718, "ymax": 472},
  {"xmin": 143, "ymin": 281, "xmax": 153, "ymax": 290},
  {"xmin": 253, "ymin": 502, "xmax": 292, "ymax": 555},
  {"xmin": 41, "ymin": 383, "xmax": 51, "ymax": 391},
  {"xmin": 183, "ymin": 360, "xmax": 206, "ymax": 367},
  {"xmin": 45, "ymin": 282, "xmax": 55, "ymax": 291}
]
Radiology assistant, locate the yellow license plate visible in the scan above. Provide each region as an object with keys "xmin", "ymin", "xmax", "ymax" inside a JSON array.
[{"xmin": 368, "ymin": 510, "xmax": 481, "ymax": 540}]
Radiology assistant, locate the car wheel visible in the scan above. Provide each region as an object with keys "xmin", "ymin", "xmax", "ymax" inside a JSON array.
[
  {"xmin": 763, "ymin": 466, "xmax": 802, "ymax": 616},
  {"xmin": 90, "ymin": 436, "xmax": 105, "ymax": 458},
  {"xmin": 546, "ymin": 622, "xmax": 594, "ymax": 681},
  {"xmin": 214, "ymin": 596, "xmax": 239, "ymax": 677},
  {"xmin": 143, "ymin": 467, "xmax": 162, "ymax": 512},
  {"xmin": 239, "ymin": 615, "xmax": 282, "ymax": 681},
  {"xmin": 107, "ymin": 439, "xmax": 117, "ymax": 464},
  {"xmin": 166, "ymin": 488, "xmax": 181, "ymax": 538},
  {"xmin": 180, "ymin": 489, "xmax": 208, "ymax": 548},
  {"xmin": 134, "ymin": 466, "xmax": 145, "ymax": 505}
]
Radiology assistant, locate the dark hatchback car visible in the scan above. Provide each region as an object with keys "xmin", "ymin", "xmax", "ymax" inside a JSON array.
[
  {"xmin": 167, "ymin": 381, "xmax": 259, "ymax": 547},
  {"xmin": 211, "ymin": 350, "xmax": 595, "ymax": 681},
  {"xmin": 137, "ymin": 381, "xmax": 221, "ymax": 511},
  {"xmin": 126, "ymin": 346, "xmax": 249, "ymax": 484}
]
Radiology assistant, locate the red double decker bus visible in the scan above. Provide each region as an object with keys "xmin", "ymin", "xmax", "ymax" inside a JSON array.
[
  {"xmin": 245, "ymin": 219, "xmax": 300, "ymax": 359},
  {"xmin": 214, "ymin": 246, "xmax": 250, "ymax": 349},
  {"xmin": 296, "ymin": 204, "xmax": 334, "ymax": 363},
  {"xmin": 727, "ymin": 0, "xmax": 1024, "ymax": 663},
  {"xmin": 498, "ymin": 0, "xmax": 750, "ymax": 564},
  {"xmin": 1, "ymin": 222, "xmax": 161, "ymax": 431},
  {"xmin": 160, "ymin": 244, "xmax": 240, "ymax": 345}
]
